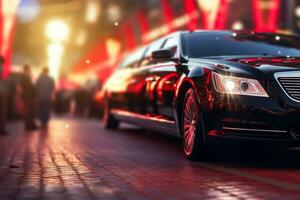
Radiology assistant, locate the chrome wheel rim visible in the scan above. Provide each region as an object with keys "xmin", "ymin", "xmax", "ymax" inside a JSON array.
[{"xmin": 183, "ymin": 94, "xmax": 198, "ymax": 155}]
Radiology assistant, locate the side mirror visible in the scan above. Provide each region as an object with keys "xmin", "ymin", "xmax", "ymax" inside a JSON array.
[{"xmin": 151, "ymin": 49, "xmax": 173, "ymax": 61}]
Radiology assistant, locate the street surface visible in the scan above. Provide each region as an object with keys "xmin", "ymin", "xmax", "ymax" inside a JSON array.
[{"xmin": 1, "ymin": 117, "xmax": 300, "ymax": 199}]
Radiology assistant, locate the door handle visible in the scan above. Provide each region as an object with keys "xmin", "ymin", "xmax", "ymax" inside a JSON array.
[{"xmin": 145, "ymin": 76, "xmax": 158, "ymax": 82}]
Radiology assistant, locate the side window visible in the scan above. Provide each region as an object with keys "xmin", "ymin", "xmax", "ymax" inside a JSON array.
[
  {"xmin": 162, "ymin": 37, "xmax": 178, "ymax": 58},
  {"xmin": 120, "ymin": 47, "xmax": 146, "ymax": 69},
  {"xmin": 140, "ymin": 40, "xmax": 164, "ymax": 67}
]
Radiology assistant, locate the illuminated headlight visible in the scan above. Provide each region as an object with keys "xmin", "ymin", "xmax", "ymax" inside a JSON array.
[{"xmin": 212, "ymin": 72, "xmax": 269, "ymax": 97}]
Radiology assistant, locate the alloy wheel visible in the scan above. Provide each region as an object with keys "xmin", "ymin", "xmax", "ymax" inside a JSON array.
[{"xmin": 183, "ymin": 92, "xmax": 199, "ymax": 156}]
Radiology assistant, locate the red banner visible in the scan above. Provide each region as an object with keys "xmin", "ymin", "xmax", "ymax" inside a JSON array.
[
  {"xmin": 0, "ymin": 0, "xmax": 20, "ymax": 79},
  {"xmin": 252, "ymin": 0, "xmax": 280, "ymax": 32},
  {"xmin": 161, "ymin": 0, "xmax": 174, "ymax": 33},
  {"xmin": 184, "ymin": 0, "xmax": 199, "ymax": 31},
  {"xmin": 197, "ymin": 0, "xmax": 229, "ymax": 29}
]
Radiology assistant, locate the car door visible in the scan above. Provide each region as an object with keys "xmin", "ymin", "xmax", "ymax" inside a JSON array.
[
  {"xmin": 107, "ymin": 48, "xmax": 146, "ymax": 112},
  {"xmin": 146, "ymin": 37, "xmax": 182, "ymax": 121},
  {"xmin": 125, "ymin": 47, "xmax": 150, "ymax": 114},
  {"xmin": 139, "ymin": 39, "xmax": 165, "ymax": 115}
]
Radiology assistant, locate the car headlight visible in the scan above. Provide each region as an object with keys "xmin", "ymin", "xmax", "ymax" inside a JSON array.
[{"xmin": 212, "ymin": 72, "xmax": 269, "ymax": 97}]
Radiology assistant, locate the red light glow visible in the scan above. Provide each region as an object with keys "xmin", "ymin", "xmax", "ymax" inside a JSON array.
[
  {"xmin": 198, "ymin": 0, "xmax": 229, "ymax": 29},
  {"xmin": 161, "ymin": 0, "xmax": 174, "ymax": 33},
  {"xmin": 252, "ymin": 0, "xmax": 280, "ymax": 32}
]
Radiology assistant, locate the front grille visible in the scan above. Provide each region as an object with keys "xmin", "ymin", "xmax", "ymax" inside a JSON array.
[{"xmin": 278, "ymin": 77, "xmax": 300, "ymax": 102}]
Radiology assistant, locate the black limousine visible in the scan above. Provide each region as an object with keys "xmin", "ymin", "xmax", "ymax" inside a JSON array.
[{"xmin": 103, "ymin": 30, "xmax": 300, "ymax": 160}]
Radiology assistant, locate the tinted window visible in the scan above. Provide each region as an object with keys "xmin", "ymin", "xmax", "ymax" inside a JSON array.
[
  {"xmin": 182, "ymin": 32, "xmax": 300, "ymax": 58},
  {"xmin": 120, "ymin": 47, "xmax": 146, "ymax": 69},
  {"xmin": 162, "ymin": 37, "xmax": 178, "ymax": 57},
  {"xmin": 140, "ymin": 39, "xmax": 164, "ymax": 67}
]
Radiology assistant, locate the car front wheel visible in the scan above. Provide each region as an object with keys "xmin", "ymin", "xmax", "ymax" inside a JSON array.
[{"xmin": 182, "ymin": 88, "xmax": 208, "ymax": 160}]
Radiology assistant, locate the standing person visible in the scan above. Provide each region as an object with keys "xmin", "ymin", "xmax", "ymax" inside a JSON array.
[
  {"xmin": 36, "ymin": 67, "xmax": 55, "ymax": 129},
  {"xmin": 20, "ymin": 64, "xmax": 37, "ymax": 130},
  {"xmin": 0, "ymin": 56, "xmax": 8, "ymax": 134}
]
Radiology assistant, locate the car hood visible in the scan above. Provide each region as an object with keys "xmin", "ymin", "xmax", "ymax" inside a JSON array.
[{"xmin": 189, "ymin": 56, "xmax": 300, "ymax": 80}]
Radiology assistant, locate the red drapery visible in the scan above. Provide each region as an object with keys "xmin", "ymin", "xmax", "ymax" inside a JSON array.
[
  {"xmin": 137, "ymin": 10, "xmax": 150, "ymax": 44},
  {"xmin": 0, "ymin": 0, "xmax": 20, "ymax": 79},
  {"xmin": 161, "ymin": 0, "xmax": 174, "ymax": 33},
  {"xmin": 184, "ymin": 0, "xmax": 199, "ymax": 31},
  {"xmin": 252, "ymin": 0, "xmax": 280, "ymax": 32}
]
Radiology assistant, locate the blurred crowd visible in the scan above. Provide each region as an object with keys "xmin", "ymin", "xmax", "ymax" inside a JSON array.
[
  {"xmin": 54, "ymin": 78, "xmax": 104, "ymax": 118},
  {"xmin": 0, "ymin": 63, "xmax": 55, "ymax": 133},
  {"xmin": 0, "ymin": 60, "xmax": 104, "ymax": 134}
]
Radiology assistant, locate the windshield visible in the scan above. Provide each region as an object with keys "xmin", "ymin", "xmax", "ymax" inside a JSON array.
[{"xmin": 182, "ymin": 32, "xmax": 300, "ymax": 58}]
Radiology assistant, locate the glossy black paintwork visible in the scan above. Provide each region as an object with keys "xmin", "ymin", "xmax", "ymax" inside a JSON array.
[{"xmin": 104, "ymin": 31, "xmax": 300, "ymax": 143}]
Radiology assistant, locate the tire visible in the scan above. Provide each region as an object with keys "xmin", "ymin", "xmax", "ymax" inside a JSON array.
[
  {"xmin": 103, "ymin": 99, "xmax": 119, "ymax": 129},
  {"xmin": 181, "ymin": 88, "xmax": 208, "ymax": 161}
]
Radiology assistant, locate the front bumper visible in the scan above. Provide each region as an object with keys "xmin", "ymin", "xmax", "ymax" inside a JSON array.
[{"xmin": 204, "ymin": 88, "xmax": 300, "ymax": 143}]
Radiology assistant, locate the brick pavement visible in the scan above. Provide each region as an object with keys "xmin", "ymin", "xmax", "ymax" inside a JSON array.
[{"xmin": 0, "ymin": 117, "xmax": 300, "ymax": 199}]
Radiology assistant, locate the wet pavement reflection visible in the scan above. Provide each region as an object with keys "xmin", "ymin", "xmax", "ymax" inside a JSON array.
[{"xmin": 0, "ymin": 117, "xmax": 300, "ymax": 199}]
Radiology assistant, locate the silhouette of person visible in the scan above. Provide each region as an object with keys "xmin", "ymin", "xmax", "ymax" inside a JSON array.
[
  {"xmin": 20, "ymin": 64, "xmax": 37, "ymax": 130},
  {"xmin": 36, "ymin": 67, "xmax": 55, "ymax": 129}
]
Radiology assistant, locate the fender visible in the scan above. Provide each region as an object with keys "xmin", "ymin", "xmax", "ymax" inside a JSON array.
[
  {"xmin": 173, "ymin": 66, "xmax": 206, "ymax": 108},
  {"xmin": 172, "ymin": 66, "xmax": 207, "ymax": 130},
  {"xmin": 187, "ymin": 66, "xmax": 205, "ymax": 78}
]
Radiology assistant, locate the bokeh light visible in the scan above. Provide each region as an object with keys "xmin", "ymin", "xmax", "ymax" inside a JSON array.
[
  {"xmin": 45, "ymin": 20, "xmax": 70, "ymax": 42},
  {"xmin": 47, "ymin": 43, "xmax": 64, "ymax": 58},
  {"xmin": 47, "ymin": 43, "xmax": 64, "ymax": 80},
  {"xmin": 86, "ymin": 0, "xmax": 101, "ymax": 24},
  {"xmin": 17, "ymin": 0, "xmax": 40, "ymax": 23}
]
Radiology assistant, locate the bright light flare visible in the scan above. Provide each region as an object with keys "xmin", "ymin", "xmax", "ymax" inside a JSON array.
[
  {"xmin": 197, "ymin": 0, "xmax": 220, "ymax": 12},
  {"xmin": 47, "ymin": 43, "xmax": 64, "ymax": 80},
  {"xmin": 232, "ymin": 21, "xmax": 244, "ymax": 30},
  {"xmin": 106, "ymin": 38, "xmax": 121, "ymax": 61},
  {"xmin": 225, "ymin": 80, "xmax": 235, "ymax": 91},
  {"xmin": 107, "ymin": 4, "xmax": 121, "ymax": 23},
  {"xmin": 47, "ymin": 43, "xmax": 64, "ymax": 57},
  {"xmin": 295, "ymin": 6, "xmax": 300, "ymax": 18},
  {"xmin": 47, "ymin": 58, "xmax": 61, "ymax": 81},
  {"xmin": 86, "ymin": 0, "xmax": 101, "ymax": 24},
  {"xmin": 76, "ymin": 30, "xmax": 87, "ymax": 46},
  {"xmin": 46, "ymin": 20, "xmax": 70, "ymax": 42}
]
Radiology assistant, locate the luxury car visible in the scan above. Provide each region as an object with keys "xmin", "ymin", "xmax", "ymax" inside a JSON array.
[{"xmin": 103, "ymin": 30, "xmax": 300, "ymax": 160}]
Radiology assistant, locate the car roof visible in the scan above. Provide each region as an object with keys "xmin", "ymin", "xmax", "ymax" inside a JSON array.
[{"xmin": 177, "ymin": 30, "xmax": 297, "ymax": 37}]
